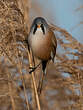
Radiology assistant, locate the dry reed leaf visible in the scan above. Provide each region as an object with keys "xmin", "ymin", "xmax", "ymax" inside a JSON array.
[{"xmin": 0, "ymin": 0, "xmax": 83, "ymax": 110}]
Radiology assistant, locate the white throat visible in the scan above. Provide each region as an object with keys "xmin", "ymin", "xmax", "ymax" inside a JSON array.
[
  {"xmin": 33, "ymin": 27, "xmax": 44, "ymax": 39},
  {"xmin": 36, "ymin": 27, "xmax": 43, "ymax": 34}
]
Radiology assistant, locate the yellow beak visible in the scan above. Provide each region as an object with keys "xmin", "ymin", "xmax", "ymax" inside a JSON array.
[{"xmin": 37, "ymin": 24, "xmax": 41, "ymax": 28}]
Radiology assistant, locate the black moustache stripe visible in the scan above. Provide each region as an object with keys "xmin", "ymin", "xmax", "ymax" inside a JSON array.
[
  {"xmin": 41, "ymin": 24, "xmax": 45, "ymax": 34},
  {"xmin": 33, "ymin": 24, "xmax": 37, "ymax": 34},
  {"xmin": 33, "ymin": 24, "xmax": 45, "ymax": 34}
]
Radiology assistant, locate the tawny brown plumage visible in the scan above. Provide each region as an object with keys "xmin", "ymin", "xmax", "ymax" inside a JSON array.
[
  {"xmin": 28, "ymin": 17, "xmax": 57, "ymax": 74},
  {"xmin": 27, "ymin": 17, "xmax": 57, "ymax": 94},
  {"xmin": 34, "ymin": 29, "xmax": 56, "ymax": 60}
]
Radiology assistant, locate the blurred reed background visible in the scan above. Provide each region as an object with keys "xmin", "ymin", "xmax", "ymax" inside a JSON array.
[{"xmin": 0, "ymin": 0, "xmax": 83, "ymax": 110}]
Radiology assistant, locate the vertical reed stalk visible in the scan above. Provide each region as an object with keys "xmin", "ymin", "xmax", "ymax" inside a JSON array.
[{"xmin": 28, "ymin": 50, "xmax": 41, "ymax": 110}]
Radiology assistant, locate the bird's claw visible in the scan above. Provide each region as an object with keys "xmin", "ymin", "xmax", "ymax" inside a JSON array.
[{"xmin": 29, "ymin": 66, "xmax": 36, "ymax": 74}]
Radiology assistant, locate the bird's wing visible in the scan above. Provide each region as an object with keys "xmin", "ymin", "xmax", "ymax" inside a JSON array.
[{"xmin": 51, "ymin": 32, "xmax": 57, "ymax": 62}]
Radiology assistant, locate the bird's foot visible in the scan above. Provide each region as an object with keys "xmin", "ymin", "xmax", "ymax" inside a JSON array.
[
  {"xmin": 29, "ymin": 62, "xmax": 41, "ymax": 74},
  {"xmin": 29, "ymin": 66, "xmax": 36, "ymax": 74}
]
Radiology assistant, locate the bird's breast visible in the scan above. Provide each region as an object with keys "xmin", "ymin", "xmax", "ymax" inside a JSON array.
[{"xmin": 29, "ymin": 32, "xmax": 52, "ymax": 60}]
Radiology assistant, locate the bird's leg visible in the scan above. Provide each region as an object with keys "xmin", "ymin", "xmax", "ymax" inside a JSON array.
[
  {"xmin": 37, "ymin": 73, "xmax": 45, "ymax": 95},
  {"xmin": 29, "ymin": 62, "xmax": 41, "ymax": 74},
  {"xmin": 37, "ymin": 61, "xmax": 47, "ymax": 94}
]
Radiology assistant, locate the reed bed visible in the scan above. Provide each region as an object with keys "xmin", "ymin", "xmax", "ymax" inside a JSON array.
[{"xmin": 0, "ymin": 0, "xmax": 83, "ymax": 110}]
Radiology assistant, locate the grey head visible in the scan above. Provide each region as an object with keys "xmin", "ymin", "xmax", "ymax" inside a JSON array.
[{"xmin": 30, "ymin": 17, "xmax": 49, "ymax": 35}]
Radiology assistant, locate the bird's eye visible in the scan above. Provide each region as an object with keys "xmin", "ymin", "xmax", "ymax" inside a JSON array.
[
  {"xmin": 41, "ymin": 24, "xmax": 45, "ymax": 34},
  {"xmin": 33, "ymin": 24, "xmax": 37, "ymax": 34}
]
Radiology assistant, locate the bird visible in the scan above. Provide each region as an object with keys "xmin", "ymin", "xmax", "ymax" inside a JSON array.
[{"xmin": 28, "ymin": 17, "xmax": 57, "ymax": 93}]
